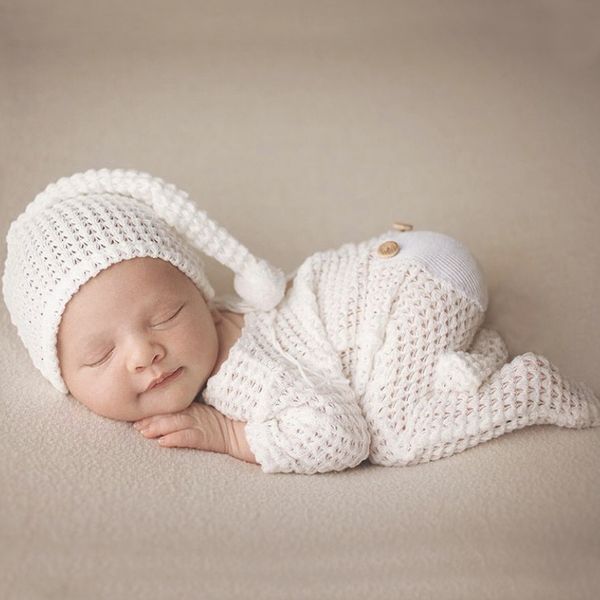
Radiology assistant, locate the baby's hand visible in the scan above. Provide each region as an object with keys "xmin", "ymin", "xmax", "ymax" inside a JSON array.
[{"xmin": 133, "ymin": 402, "xmax": 229, "ymax": 456}]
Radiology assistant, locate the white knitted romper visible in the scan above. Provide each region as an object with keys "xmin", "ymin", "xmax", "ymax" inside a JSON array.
[
  {"xmin": 202, "ymin": 228, "xmax": 600, "ymax": 473},
  {"xmin": 352, "ymin": 230, "xmax": 600, "ymax": 466}
]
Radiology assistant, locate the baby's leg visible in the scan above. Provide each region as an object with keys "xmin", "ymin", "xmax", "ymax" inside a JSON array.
[
  {"xmin": 361, "ymin": 263, "xmax": 600, "ymax": 467},
  {"xmin": 360, "ymin": 261, "xmax": 487, "ymax": 463},
  {"xmin": 379, "ymin": 351, "xmax": 600, "ymax": 467}
]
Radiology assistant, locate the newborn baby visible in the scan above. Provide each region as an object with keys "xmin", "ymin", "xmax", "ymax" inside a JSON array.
[{"xmin": 4, "ymin": 168, "xmax": 600, "ymax": 475}]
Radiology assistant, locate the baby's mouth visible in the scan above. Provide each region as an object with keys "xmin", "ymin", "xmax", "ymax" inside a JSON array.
[{"xmin": 146, "ymin": 367, "xmax": 183, "ymax": 391}]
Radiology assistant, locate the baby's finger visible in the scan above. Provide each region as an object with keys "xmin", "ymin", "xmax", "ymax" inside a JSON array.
[
  {"xmin": 158, "ymin": 428, "xmax": 207, "ymax": 449},
  {"xmin": 133, "ymin": 414, "xmax": 169, "ymax": 430},
  {"xmin": 134, "ymin": 410, "xmax": 183, "ymax": 429},
  {"xmin": 159, "ymin": 425, "xmax": 227, "ymax": 454},
  {"xmin": 139, "ymin": 413, "xmax": 195, "ymax": 438}
]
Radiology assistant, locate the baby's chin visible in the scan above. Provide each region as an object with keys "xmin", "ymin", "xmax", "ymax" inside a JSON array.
[
  {"xmin": 152, "ymin": 394, "xmax": 195, "ymax": 414},
  {"xmin": 137, "ymin": 387, "xmax": 197, "ymax": 420},
  {"xmin": 70, "ymin": 386, "xmax": 197, "ymax": 423}
]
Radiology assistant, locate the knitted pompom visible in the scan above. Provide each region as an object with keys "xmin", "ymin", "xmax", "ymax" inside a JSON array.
[{"xmin": 233, "ymin": 259, "xmax": 287, "ymax": 311}]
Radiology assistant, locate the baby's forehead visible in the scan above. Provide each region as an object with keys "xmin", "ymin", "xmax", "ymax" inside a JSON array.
[{"xmin": 70, "ymin": 257, "xmax": 189, "ymax": 308}]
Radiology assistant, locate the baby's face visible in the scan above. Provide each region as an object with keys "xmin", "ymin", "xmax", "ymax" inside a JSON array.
[{"xmin": 57, "ymin": 257, "xmax": 221, "ymax": 422}]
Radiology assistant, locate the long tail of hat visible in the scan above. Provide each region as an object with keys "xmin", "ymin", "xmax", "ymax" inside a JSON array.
[{"xmin": 26, "ymin": 168, "xmax": 287, "ymax": 311}]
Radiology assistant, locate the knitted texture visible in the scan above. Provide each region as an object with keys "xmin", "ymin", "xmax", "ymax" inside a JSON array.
[
  {"xmin": 201, "ymin": 229, "xmax": 600, "ymax": 474},
  {"xmin": 2, "ymin": 168, "xmax": 287, "ymax": 394}
]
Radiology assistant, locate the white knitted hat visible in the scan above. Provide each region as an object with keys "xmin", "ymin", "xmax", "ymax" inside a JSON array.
[{"xmin": 2, "ymin": 168, "xmax": 287, "ymax": 394}]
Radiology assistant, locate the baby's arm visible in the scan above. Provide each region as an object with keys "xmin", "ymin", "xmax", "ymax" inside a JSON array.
[
  {"xmin": 240, "ymin": 365, "xmax": 371, "ymax": 475},
  {"xmin": 433, "ymin": 328, "xmax": 509, "ymax": 393},
  {"xmin": 135, "ymin": 360, "xmax": 371, "ymax": 474}
]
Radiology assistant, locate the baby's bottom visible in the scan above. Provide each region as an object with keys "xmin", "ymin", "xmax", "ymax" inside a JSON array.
[{"xmin": 361, "ymin": 262, "xmax": 600, "ymax": 467}]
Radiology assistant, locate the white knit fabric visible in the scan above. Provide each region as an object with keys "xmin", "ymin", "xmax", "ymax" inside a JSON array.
[{"xmin": 201, "ymin": 229, "xmax": 600, "ymax": 474}]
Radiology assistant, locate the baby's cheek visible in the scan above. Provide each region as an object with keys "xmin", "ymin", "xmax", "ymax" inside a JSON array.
[
  {"xmin": 106, "ymin": 368, "xmax": 137, "ymax": 398},
  {"xmin": 79, "ymin": 370, "xmax": 125, "ymax": 414}
]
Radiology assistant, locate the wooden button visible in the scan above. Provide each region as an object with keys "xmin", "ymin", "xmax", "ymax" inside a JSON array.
[
  {"xmin": 392, "ymin": 221, "xmax": 413, "ymax": 232},
  {"xmin": 377, "ymin": 240, "xmax": 400, "ymax": 257}
]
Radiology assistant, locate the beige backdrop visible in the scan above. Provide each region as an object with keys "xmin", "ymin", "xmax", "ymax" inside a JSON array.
[{"xmin": 1, "ymin": 1, "xmax": 599, "ymax": 599}]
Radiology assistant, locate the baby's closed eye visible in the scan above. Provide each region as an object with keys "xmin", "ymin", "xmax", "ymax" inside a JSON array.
[
  {"xmin": 151, "ymin": 303, "xmax": 185, "ymax": 327},
  {"xmin": 82, "ymin": 303, "xmax": 187, "ymax": 368}
]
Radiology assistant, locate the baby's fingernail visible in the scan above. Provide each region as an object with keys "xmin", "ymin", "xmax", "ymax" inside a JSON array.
[{"xmin": 133, "ymin": 423, "xmax": 142, "ymax": 430}]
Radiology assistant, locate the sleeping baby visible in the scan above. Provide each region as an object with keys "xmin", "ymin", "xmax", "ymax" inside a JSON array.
[{"xmin": 3, "ymin": 168, "xmax": 599, "ymax": 474}]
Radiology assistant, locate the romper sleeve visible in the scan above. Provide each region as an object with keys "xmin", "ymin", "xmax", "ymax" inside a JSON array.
[{"xmin": 243, "ymin": 358, "xmax": 371, "ymax": 475}]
